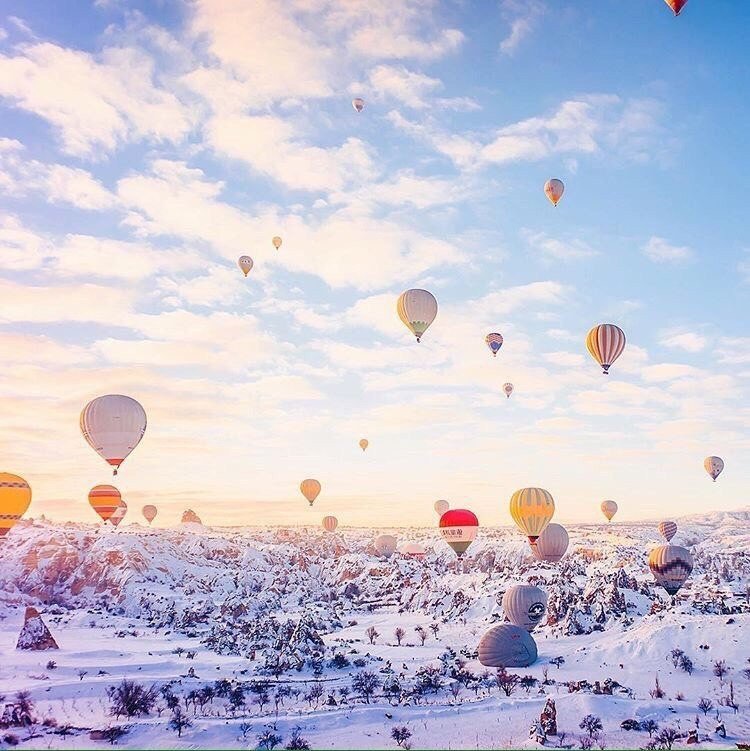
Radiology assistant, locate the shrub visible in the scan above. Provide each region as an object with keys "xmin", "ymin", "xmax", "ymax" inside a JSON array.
[
  {"xmin": 106, "ymin": 680, "xmax": 158, "ymax": 718},
  {"xmin": 391, "ymin": 726, "xmax": 412, "ymax": 748}
]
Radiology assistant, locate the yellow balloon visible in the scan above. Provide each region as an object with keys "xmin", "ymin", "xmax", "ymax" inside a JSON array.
[
  {"xmin": 0, "ymin": 473, "xmax": 32, "ymax": 540},
  {"xmin": 509, "ymin": 487, "xmax": 554, "ymax": 544},
  {"xmin": 272, "ymin": 236, "xmax": 282, "ymax": 250},
  {"xmin": 300, "ymin": 479, "xmax": 321, "ymax": 506},
  {"xmin": 359, "ymin": 439, "xmax": 369, "ymax": 451}
]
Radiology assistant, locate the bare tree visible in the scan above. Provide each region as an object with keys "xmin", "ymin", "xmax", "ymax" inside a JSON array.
[
  {"xmin": 168, "ymin": 706, "xmax": 192, "ymax": 738},
  {"xmin": 642, "ymin": 719, "xmax": 659, "ymax": 738},
  {"xmin": 449, "ymin": 682, "xmax": 462, "ymax": 701},
  {"xmin": 649, "ymin": 674, "xmax": 665, "ymax": 699},
  {"xmin": 285, "ymin": 726, "xmax": 311, "ymax": 750},
  {"xmin": 394, "ymin": 627, "xmax": 405, "ymax": 646},
  {"xmin": 414, "ymin": 626, "xmax": 427, "ymax": 646},
  {"xmin": 352, "ymin": 671, "xmax": 380, "ymax": 704},
  {"xmin": 698, "ymin": 697, "xmax": 713, "ymax": 715},
  {"xmin": 391, "ymin": 726, "xmax": 412, "ymax": 748},
  {"xmin": 257, "ymin": 730, "xmax": 283, "ymax": 750},
  {"xmin": 654, "ymin": 726, "xmax": 679, "ymax": 750},
  {"xmin": 365, "ymin": 626, "xmax": 379, "ymax": 645},
  {"xmin": 494, "ymin": 669, "xmax": 520, "ymax": 697},
  {"xmin": 713, "ymin": 660, "xmax": 729, "ymax": 684},
  {"xmin": 579, "ymin": 715, "xmax": 603, "ymax": 738},
  {"xmin": 429, "ymin": 623, "xmax": 440, "ymax": 638}
]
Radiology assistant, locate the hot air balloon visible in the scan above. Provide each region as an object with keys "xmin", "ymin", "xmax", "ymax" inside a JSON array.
[
  {"xmin": 544, "ymin": 178, "xmax": 564, "ymax": 207},
  {"xmin": 359, "ymin": 439, "xmax": 369, "ymax": 452},
  {"xmin": 439, "ymin": 509, "xmax": 478, "ymax": 558},
  {"xmin": 88, "ymin": 485, "xmax": 121, "ymax": 523},
  {"xmin": 110, "ymin": 501, "xmax": 127, "ymax": 528},
  {"xmin": 658, "ymin": 520, "xmax": 677, "ymax": 542},
  {"xmin": 485, "ymin": 333, "xmax": 503, "ymax": 357},
  {"xmin": 238, "ymin": 256, "xmax": 253, "ymax": 277},
  {"xmin": 272, "ymin": 236, "xmax": 282, "ymax": 250},
  {"xmin": 478, "ymin": 624, "xmax": 537, "ymax": 668},
  {"xmin": 704, "ymin": 456, "xmax": 724, "ymax": 482},
  {"xmin": 664, "ymin": 0, "xmax": 688, "ymax": 15},
  {"xmin": 142, "ymin": 504, "xmax": 157, "ymax": 525},
  {"xmin": 586, "ymin": 324, "xmax": 626, "ymax": 375},
  {"xmin": 649, "ymin": 544, "xmax": 693, "ymax": 596},
  {"xmin": 397, "ymin": 289, "xmax": 437, "ymax": 343},
  {"xmin": 352, "ymin": 97, "xmax": 365, "ymax": 113},
  {"xmin": 80, "ymin": 395, "xmax": 147, "ymax": 475},
  {"xmin": 510, "ymin": 488, "xmax": 554, "ymax": 545},
  {"xmin": 300, "ymin": 479, "xmax": 321, "ymax": 506},
  {"xmin": 434, "ymin": 499, "xmax": 449, "ymax": 516},
  {"xmin": 0, "ymin": 473, "xmax": 31, "ymax": 540},
  {"xmin": 503, "ymin": 383, "xmax": 514, "ymax": 399},
  {"xmin": 601, "ymin": 500, "xmax": 618, "ymax": 522},
  {"xmin": 502, "ymin": 585, "xmax": 548, "ymax": 632},
  {"xmin": 531, "ymin": 523, "xmax": 569, "ymax": 563},
  {"xmin": 400, "ymin": 541, "xmax": 426, "ymax": 560},
  {"xmin": 374, "ymin": 534, "xmax": 397, "ymax": 558},
  {"xmin": 322, "ymin": 515, "xmax": 338, "ymax": 533}
]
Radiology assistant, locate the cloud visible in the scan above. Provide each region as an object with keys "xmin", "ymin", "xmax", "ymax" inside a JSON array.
[
  {"xmin": 520, "ymin": 229, "xmax": 598, "ymax": 261},
  {"xmin": 499, "ymin": 0, "xmax": 544, "ymax": 56},
  {"xmin": 642, "ymin": 236, "xmax": 694, "ymax": 264},
  {"xmin": 715, "ymin": 337, "xmax": 750, "ymax": 365},
  {"xmin": 659, "ymin": 328, "xmax": 707, "ymax": 353},
  {"xmin": 0, "ymin": 43, "xmax": 192, "ymax": 157},
  {"xmin": 367, "ymin": 64, "xmax": 442, "ymax": 108}
]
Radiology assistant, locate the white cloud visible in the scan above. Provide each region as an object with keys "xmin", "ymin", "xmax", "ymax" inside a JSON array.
[
  {"xmin": 520, "ymin": 229, "xmax": 598, "ymax": 261},
  {"xmin": 660, "ymin": 329, "xmax": 707, "ymax": 353},
  {"xmin": 716, "ymin": 337, "xmax": 750, "ymax": 365},
  {"xmin": 499, "ymin": 0, "xmax": 544, "ymax": 56},
  {"xmin": 367, "ymin": 64, "xmax": 442, "ymax": 109},
  {"xmin": 642, "ymin": 236, "xmax": 694, "ymax": 264}
]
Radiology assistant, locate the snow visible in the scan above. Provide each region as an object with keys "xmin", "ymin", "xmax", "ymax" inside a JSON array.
[{"xmin": 0, "ymin": 512, "xmax": 748, "ymax": 749}]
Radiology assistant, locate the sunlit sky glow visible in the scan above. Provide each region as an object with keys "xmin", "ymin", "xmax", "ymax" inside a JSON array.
[{"xmin": 1, "ymin": 0, "xmax": 748, "ymax": 528}]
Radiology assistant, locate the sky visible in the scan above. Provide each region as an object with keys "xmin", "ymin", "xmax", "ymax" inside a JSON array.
[{"xmin": 1, "ymin": 0, "xmax": 749, "ymax": 529}]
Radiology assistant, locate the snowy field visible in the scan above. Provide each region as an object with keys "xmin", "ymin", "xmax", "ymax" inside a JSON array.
[{"xmin": 0, "ymin": 511, "xmax": 749, "ymax": 749}]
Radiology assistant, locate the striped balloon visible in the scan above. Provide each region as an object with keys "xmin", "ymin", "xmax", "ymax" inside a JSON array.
[
  {"xmin": 649, "ymin": 544, "xmax": 693, "ymax": 596},
  {"xmin": 110, "ymin": 501, "xmax": 127, "ymax": 528},
  {"xmin": 0, "ymin": 473, "xmax": 31, "ymax": 540},
  {"xmin": 510, "ymin": 488, "xmax": 554, "ymax": 544},
  {"xmin": 658, "ymin": 520, "xmax": 677, "ymax": 542},
  {"xmin": 704, "ymin": 456, "xmax": 724, "ymax": 482},
  {"xmin": 322, "ymin": 515, "xmax": 338, "ymax": 533},
  {"xmin": 485, "ymin": 333, "xmax": 504, "ymax": 357},
  {"xmin": 397, "ymin": 289, "xmax": 438, "ymax": 343},
  {"xmin": 88, "ymin": 485, "xmax": 121, "ymax": 523},
  {"xmin": 300, "ymin": 479, "xmax": 321, "ymax": 506},
  {"xmin": 586, "ymin": 324, "xmax": 626, "ymax": 375},
  {"xmin": 531, "ymin": 522, "xmax": 569, "ymax": 563}
]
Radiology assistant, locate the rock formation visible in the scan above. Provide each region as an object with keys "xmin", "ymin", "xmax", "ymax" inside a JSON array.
[{"xmin": 16, "ymin": 607, "xmax": 59, "ymax": 650}]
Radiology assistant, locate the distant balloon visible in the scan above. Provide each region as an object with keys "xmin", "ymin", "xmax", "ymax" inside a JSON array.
[
  {"xmin": 531, "ymin": 522, "xmax": 569, "ymax": 563},
  {"xmin": 359, "ymin": 439, "xmax": 369, "ymax": 452},
  {"xmin": 88, "ymin": 485, "xmax": 121, "ymax": 523},
  {"xmin": 400, "ymin": 541, "xmax": 426, "ymax": 560},
  {"xmin": 544, "ymin": 178, "xmax": 564, "ymax": 207},
  {"xmin": 397, "ymin": 289, "xmax": 437, "ymax": 343},
  {"xmin": 238, "ymin": 256, "xmax": 254, "ymax": 277},
  {"xmin": 510, "ymin": 488, "xmax": 555, "ymax": 544},
  {"xmin": 110, "ymin": 501, "xmax": 127, "ymax": 528},
  {"xmin": 664, "ymin": 0, "xmax": 688, "ymax": 15},
  {"xmin": 434, "ymin": 499, "xmax": 450, "ymax": 516},
  {"xmin": 352, "ymin": 97, "xmax": 365, "ymax": 113},
  {"xmin": 439, "ymin": 508, "xmax": 478, "ymax": 558},
  {"xmin": 0, "ymin": 473, "xmax": 32, "ymax": 540},
  {"xmin": 300, "ymin": 479, "xmax": 321, "ymax": 506},
  {"xmin": 649, "ymin": 544, "xmax": 693, "ymax": 596},
  {"xmin": 503, "ymin": 383, "xmax": 514, "ymax": 399},
  {"xmin": 80, "ymin": 395, "xmax": 147, "ymax": 475},
  {"xmin": 502, "ymin": 585, "xmax": 548, "ymax": 632},
  {"xmin": 586, "ymin": 324, "xmax": 626, "ymax": 375},
  {"xmin": 142, "ymin": 504, "xmax": 157, "ymax": 524},
  {"xmin": 272, "ymin": 236, "xmax": 282, "ymax": 250},
  {"xmin": 704, "ymin": 456, "xmax": 724, "ymax": 482},
  {"xmin": 478, "ymin": 624, "xmax": 538, "ymax": 668},
  {"xmin": 322, "ymin": 515, "xmax": 338, "ymax": 533},
  {"xmin": 485, "ymin": 333, "xmax": 504, "ymax": 357},
  {"xmin": 374, "ymin": 534, "xmax": 397, "ymax": 558},
  {"xmin": 601, "ymin": 500, "xmax": 618, "ymax": 522},
  {"xmin": 658, "ymin": 520, "xmax": 677, "ymax": 542}
]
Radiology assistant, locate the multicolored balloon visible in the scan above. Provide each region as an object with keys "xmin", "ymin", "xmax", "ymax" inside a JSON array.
[
  {"xmin": 142, "ymin": 504, "xmax": 157, "ymax": 524},
  {"xmin": 397, "ymin": 289, "xmax": 437, "ymax": 343},
  {"xmin": 359, "ymin": 439, "xmax": 369, "ymax": 452},
  {"xmin": 544, "ymin": 178, "xmax": 564, "ymax": 207},
  {"xmin": 601, "ymin": 500, "xmax": 618, "ymax": 522},
  {"xmin": 649, "ymin": 544, "xmax": 693, "ymax": 596},
  {"xmin": 238, "ymin": 255, "xmax": 254, "ymax": 277},
  {"xmin": 352, "ymin": 97, "xmax": 365, "ymax": 113},
  {"xmin": 503, "ymin": 383, "xmax": 514, "ymax": 399},
  {"xmin": 434, "ymin": 499, "xmax": 449, "ymax": 516},
  {"xmin": 439, "ymin": 508, "xmax": 478, "ymax": 558},
  {"xmin": 658, "ymin": 520, "xmax": 677, "ymax": 542},
  {"xmin": 510, "ymin": 487, "xmax": 554, "ymax": 544},
  {"xmin": 502, "ymin": 585, "xmax": 548, "ymax": 632},
  {"xmin": 0, "ymin": 473, "xmax": 31, "ymax": 541},
  {"xmin": 704, "ymin": 456, "xmax": 724, "ymax": 482},
  {"xmin": 531, "ymin": 523, "xmax": 569, "ymax": 563},
  {"xmin": 485, "ymin": 333, "xmax": 503, "ymax": 357},
  {"xmin": 88, "ymin": 484, "xmax": 121, "ymax": 523},
  {"xmin": 322, "ymin": 515, "xmax": 338, "ymax": 533},
  {"xmin": 110, "ymin": 501, "xmax": 127, "ymax": 528},
  {"xmin": 664, "ymin": 0, "xmax": 688, "ymax": 15},
  {"xmin": 80, "ymin": 395, "xmax": 147, "ymax": 475},
  {"xmin": 300, "ymin": 479, "xmax": 321, "ymax": 506},
  {"xmin": 586, "ymin": 324, "xmax": 626, "ymax": 375}
]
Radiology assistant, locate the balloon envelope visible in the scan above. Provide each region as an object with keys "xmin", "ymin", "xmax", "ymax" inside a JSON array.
[
  {"xmin": 110, "ymin": 500, "xmax": 127, "ymax": 528},
  {"xmin": 359, "ymin": 439, "xmax": 369, "ymax": 452},
  {"xmin": 374, "ymin": 534, "xmax": 397, "ymax": 558},
  {"xmin": 649, "ymin": 544, "xmax": 693, "ymax": 596},
  {"xmin": 238, "ymin": 255, "xmax": 253, "ymax": 276},
  {"xmin": 704, "ymin": 456, "xmax": 724, "ymax": 481},
  {"xmin": 80, "ymin": 395, "xmax": 147, "ymax": 475},
  {"xmin": 439, "ymin": 508, "xmax": 478, "ymax": 557},
  {"xmin": 397, "ymin": 289, "xmax": 437, "ymax": 343},
  {"xmin": 434, "ymin": 499, "xmax": 450, "ymax": 516},
  {"xmin": 272, "ymin": 236, "xmax": 282, "ymax": 250},
  {"xmin": 544, "ymin": 178, "xmax": 564, "ymax": 206},
  {"xmin": 510, "ymin": 488, "xmax": 554, "ymax": 543},
  {"xmin": 300, "ymin": 479, "xmax": 321, "ymax": 505},
  {"xmin": 502, "ymin": 585, "xmax": 548, "ymax": 632},
  {"xmin": 322, "ymin": 515, "xmax": 338, "ymax": 533},
  {"xmin": 352, "ymin": 97, "xmax": 365, "ymax": 112},
  {"xmin": 478, "ymin": 624, "xmax": 538, "ymax": 667},
  {"xmin": 400, "ymin": 542, "xmax": 426, "ymax": 559},
  {"xmin": 88, "ymin": 485, "xmax": 121, "ymax": 523},
  {"xmin": 531, "ymin": 523, "xmax": 569, "ymax": 563},
  {"xmin": 142, "ymin": 504, "xmax": 157, "ymax": 524},
  {"xmin": 601, "ymin": 500, "xmax": 618, "ymax": 522},
  {"xmin": 503, "ymin": 383, "xmax": 514, "ymax": 399},
  {"xmin": 0, "ymin": 473, "xmax": 31, "ymax": 539},
  {"xmin": 664, "ymin": 0, "xmax": 688, "ymax": 14},
  {"xmin": 658, "ymin": 520, "xmax": 677, "ymax": 542},
  {"xmin": 485, "ymin": 332, "xmax": 503, "ymax": 357},
  {"xmin": 586, "ymin": 324, "xmax": 626, "ymax": 375}
]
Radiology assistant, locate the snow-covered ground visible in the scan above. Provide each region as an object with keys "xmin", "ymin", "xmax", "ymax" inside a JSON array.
[{"xmin": 0, "ymin": 511, "xmax": 749, "ymax": 749}]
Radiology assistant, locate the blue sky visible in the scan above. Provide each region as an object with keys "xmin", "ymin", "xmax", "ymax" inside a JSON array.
[{"xmin": 0, "ymin": 0, "xmax": 748, "ymax": 528}]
